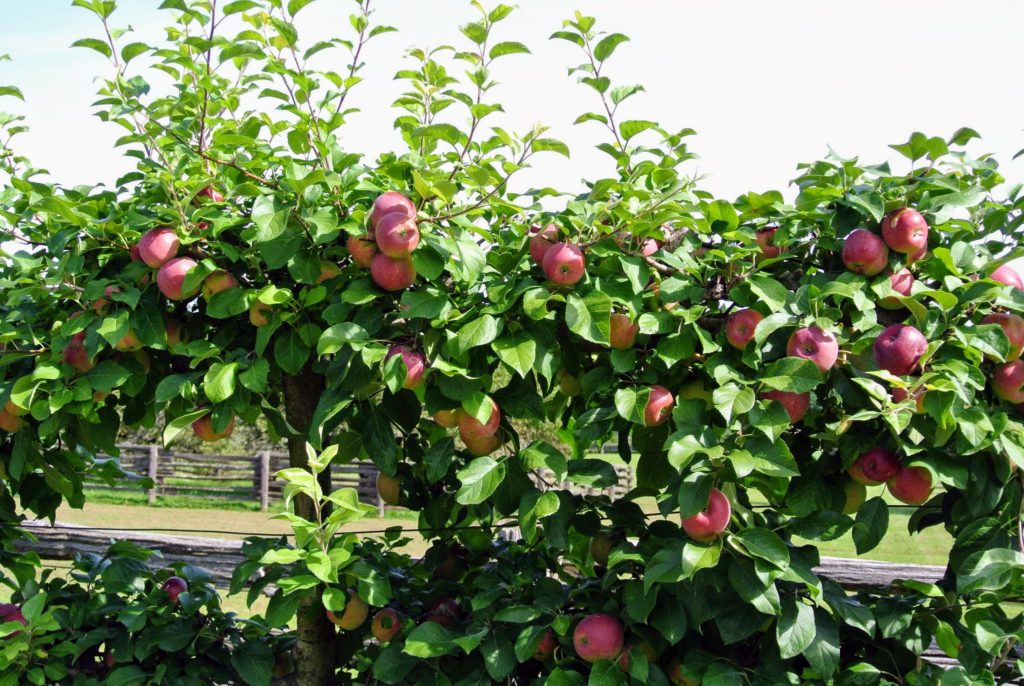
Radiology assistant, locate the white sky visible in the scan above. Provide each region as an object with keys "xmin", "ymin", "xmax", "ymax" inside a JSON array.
[{"xmin": 2, "ymin": 1, "xmax": 1024, "ymax": 201}]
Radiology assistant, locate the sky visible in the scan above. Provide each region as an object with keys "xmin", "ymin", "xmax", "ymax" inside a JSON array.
[{"xmin": 1, "ymin": 1, "xmax": 1023, "ymax": 202}]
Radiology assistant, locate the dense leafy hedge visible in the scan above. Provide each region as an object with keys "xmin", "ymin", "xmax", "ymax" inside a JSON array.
[{"xmin": 2, "ymin": 1, "xmax": 1024, "ymax": 684}]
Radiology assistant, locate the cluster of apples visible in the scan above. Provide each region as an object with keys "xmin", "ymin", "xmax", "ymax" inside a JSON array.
[
  {"xmin": 347, "ymin": 191, "xmax": 419, "ymax": 291},
  {"xmin": 847, "ymin": 446, "xmax": 932, "ymax": 507},
  {"xmin": 529, "ymin": 223, "xmax": 587, "ymax": 287},
  {"xmin": 324, "ymin": 588, "xmax": 451, "ymax": 645},
  {"xmin": 433, "ymin": 397, "xmax": 504, "ymax": 456}
]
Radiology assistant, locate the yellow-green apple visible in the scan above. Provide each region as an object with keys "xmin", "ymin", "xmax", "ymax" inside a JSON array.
[
  {"xmin": 162, "ymin": 576, "xmax": 188, "ymax": 605},
  {"xmin": 0, "ymin": 409, "xmax": 23, "ymax": 433},
  {"xmin": 609, "ymin": 313, "xmax": 639, "ymax": 350},
  {"xmin": 841, "ymin": 479, "xmax": 867, "ymax": 514},
  {"xmin": 725, "ymin": 308, "xmax": 764, "ymax": 350},
  {"xmin": 573, "ymin": 614, "xmax": 624, "ymax": 662},
  {"xmin": 532, "ymin": 628, "xmax": 557, "ymax": 661},
  {"xmin": 157, "ymin": 257, "xmax": 200, "ymax": 300},
  {"xmin": 249, "ymin": 301, "xmax": 271, "ymax": 327},
  {"xmin": 529, "ymin": 224, "xmax": 559, "ymax": 266},
  {"xmin": 983, "ymin": 313, "xmax": 1024, "ymax": 361},
  {"xmin": 371, "ymin": 608, "xmax": 402, "ymax": 643},
  {"xmin": 425, "ymin": 598, "xmax": 460, "ymax": 627},
  {"xmin": 201, "ymin": 270, "xmax": 238, "ymax": 301},
  {"xmin": 375, "ymin": 213, "xmax": 420, "ymax": 258},
  {"xmin": 787, "ymin": 326, "xmax": 839, "ymax": 373},
  {"xmin": 590, "ymin": 530, "xmax": 613, "ymax": 566},
  {"xmin": 887, "ymin": 465, "xmax": 932, "ymax": 505},
  {"xmin": 461, "ymin": 429, "xmax": 502, "ymax": 456},
  {"xmin": 759, "ymin": 390, "xmax": 810, "ymax": 423},
  {"xmin": 756, "ymin": 226, "xmax": 782, "ymax": 258},
  {"xmin": 63, "ymin": 332, "xmax": 93, "ymax": 373},
  {"xmin": 542, "ymin": 243, "xmax": 586, "ymax": 287},
  {"xmin": 370, "ymin": 191, "xmax": 415, "ymax": 227},
  {"xmin": 93, "ymin": 285, "xmax": 120, "ymax": 314},
  {"xmin": 667, "ymin": 657, "xmax": 700, "ymax": 686},
  {"xmin": 192, "ymin": 414, "xmax": 235, "ymax": 442},
  {"xmin": 873, "ymin": 323, "xmax": 927, "ymax": 375},
  {"xmin": 680, "ymin": 487, "xmax": 731, "ymax": 542},
  {"xmin": 457, "ymin": 398, "xmax": 500, "ymax": 439},
  {"xmin": 137, "ymin": 227, "xmax": 180, "ymax": 268},
  {"xmin": 643, "ymin": 385, "xmax": 674, "ymax": 426},
  {"xmin": 347, "ymin": 234, "xmax": 378, "ymax": 268},
  {"xmin": 848, "ymin": 447, "xmax": 900, "ymax": 485},
  {"xmin": 990, "ymin": 264, "xmax": 1024, "ymax": 290},
  {"xmin": 881, "ymin": 208, "xmax": 928, "ymax": 255},
  {"xmin": 879, "ymin": 268, "xmax": 914, "ymax": 309},
  {"xmin": 386, "ymin": 345, "xmax": 426, "ymax": 389},
  {"xmin": 557, "ymin": 369, "xmax": 582, "ymax": 396},
  {"xmin": 842, "ymin": 229, "xmax": 889, "ymax": 276},
  {"xmin": 376, "ymin": 472, "xmax": 401, "ymax": 506},
  {"xmin": 370, "ymin": 254, "xmax": 416, "ymax": 291},
  {"xmin": 114, "ymin": 330, "xmax": 143, "ymax": 352},
  {"xmin": 315, "ymin": 261, "xmax": 341, "ymax": 284},
  {"xmin": 433, "ymin": 409, "xmax": 459, "ymax": 428},
  {"xmin": 993, "ymin": 360, "xmax": 1024, "ymax": 403},
  {"xmin": 678, "ymin": 380, "xmax": 713, "ymax": 410},
  {"xmin": 327, "ymin": 589, "xmax": 369, "ymax": 630},
  {"xmin": 196, "ymin": 185, "xmax": 224, "ymax": 202}
]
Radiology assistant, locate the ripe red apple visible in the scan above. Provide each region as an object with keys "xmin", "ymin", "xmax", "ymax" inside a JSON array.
[
  {"xmin": 590, "ymin": 531, "xmax": 613, "ymax": 566},
  {"xmin": 192, "ymin": 414, "xmax": 235, "ymax": 442},
  {"xmin": 370, "ymin": 254, "xmax": 416, "ymax": 291},
  {"xmin": 879, "ymin": 268, "xmax": 914, "ymax": 309},
  {"xmin": 614, "ymin": 231, "xmax": 658, "ymax": 256},
  {"xmin": 756, "ymin": 226, "xmax": 782, "ymax": 258},
  {"xmin": 316, "ymin": 261, "xmax": 341, "ymax": 284},
  {"xmin": 849, "ymin": 447, "xmax": 900, "ymax": 485},
  {"xmin": 887, "ymin": 465, "xmax": 932, "ymax": 505},
  {"xmin": 573, "ymin": 613, "xmax": 624, "ymax": 662},
  {"xmin": 162, "ymin": 576, "xmax": 188, "ymax": 604},
  {"xmin": 0, "ymin": 603, "xmax": 26, "ymax": 628},
  {"xmin": 370, "ymin": 191, "xmax": 416, "ymax": 227},
  {"xmin": 873, "ymin": 323, "xmax": 927, "ymax": 376},
  {"xmin": 371, "ymin": 608, "xmax": 403, "ymax": 643},
  {"xmin": 990, "ymin": 264, "xmax": 1024, "ymax": 290},
  {"xmin": 129, "ymin": 244, "xmax": 142, "ymax": 262},
  {"xmin": 841, "ymin": 479, "xmax": 867, "ymax": 514},
  {"xmin": 433, "ymin": 409, "xmax": 459, "ymax": 428},
  {"xmin": 842, "ymin": 229, "xmax": 889, "ymax": 276},
  {"xmin": 759, "ymin": 390, "xmax": 810, "ymax": 424},
  {"xmin": 137, "ymin": 227, "xmax": 180, "ymax": 268},
  {"xmin": 457, "ymin": 398, "xmax": 500, "ymax": 439},
  {"xmin": 327, "ymin": 589, "xmax": 369, "ymax": 630},
  {"xmin": 157, "ymin": 257, "xmax": 200, "ymax": 300},
  {"xmin": 680, "ymin": 487, "xmax": 731, "ymax": 542},
  {"xmin": 529, "ymin": 223, "xmax": 559, "ymax": 266},
  {"xmin": 787, "ymin": 326, "xmax": 839, "ymax": 373},
  {"xmin": 725, "ymin": 308, "xmax": 764, "ymax": 350},
  {"xmin": 891, "ymin": 386, "xmax": 926, "ymax": 413},
  {"xmin": 532, "ymin": 628, "xmax": 557, "ymax": 661},
  {"xmin": 386, "ymin": 345, "xmax": 426, "ymax": 389},
  {"xmin": 196, "ymin": 185, "xmax": 224, "ymax": 202},
  {"xmin": 201, "ymin": 270, "xmax": 238, "ymax": 301},
  {"xmin": 542, "ymin": 243, "xmax": 586, "ymax": 287},
  {"xmin": 609, "ymin": 313, "xmax": 639, "ymax": 350},
  {"xmin": 63, "ymin": 332, "xmax": 93, "ymax": 374},
  {"xmin": 982, "ymin": 312, "xmax": 1024, "ymax": 361},
  {"xmin": 557, "ymin": 369, "xmax": 582, "ymax": 396},
  {"xmin": 114, "ymin": 330, "xmax": 143, "ymax": 352},
  {"xmin": 0, "ymin": 409, "xmax": 23, "ymax": 433},
  {"xmin": 249, "ymin": 301, "xmax": 271, "ymax": 327},
  {"xmin": 643, "ymin": 385, "xmax": 674, "ymax": 427},
  {"xmin": 376, "ymin": 473, "xmax": 401, "ymax": 506},
  {"xmin": 461, "ymin": 429, "xmax": 502, "ymax": 456},
  {"xmin": 375, "ymin": 213, "xmax": 420, "ymax": 258},
  {"xmin": 347, "ymin": 234, "xmax": 378, "ymax": 268},
  {"xmin": 993, "ymin": 360, "xmax": 1024, "ymax": 403},
  {"xmin": 907, "ymin": 244, "xmax": 928, "ymax": 264},
  {"xmin": 424, "ymin": 598, "xmax": 460, "ymax": 627},
  {"xmin": 881, "ymin": 208, "xmax": 929, "ymax": 255},
  {"xmin": 93, "ymin": 285, "xmax": 120, "ymax": 314}
]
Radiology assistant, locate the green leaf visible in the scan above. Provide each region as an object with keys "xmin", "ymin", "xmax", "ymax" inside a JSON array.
[
  {"xmin": 852, "ymin": 497, "xmax": 888, "ymax": 555},
  {"xmin": 758, "ymin": 357, "xmax": 822, "ymax": 393},
  {"xmin": 776, "ymin": 597, "xmax": 815, "ymax": 659},
  {"xmin": 456, "ymin": 457, "xmax": 506, "ymax": 505},
  {"xmin": 734, "ymin": 528, "xmax": 789, "ymax": 569},
  {"xmin": 318, "ymin": 323, "xmax": 369, "ymax": 356},
  {"xmin": 804, "ymin": 609, "xmax": 840, "ymax": 677},
  {"xmin": 566, "ymin": 291, "xmax": 612, "ymax": 344},
  {"xmin": 104, "ymin": 666, "xmax": 148, "ymax": 686},
  {"xmin": 619, "ymin": 119, "xmax": 658, "ymax": 141},
  {"xmin": 71, "ymin": 37, "xmax": 112, "ymax": 58},
  {"xmin": 204, "ymin": 362, "xmax": 239, "ymax": 404},
  {"xmin": 531, "ymin": 138, "xmax": 570, "ymax": 157},
  {"xmin": 455, "ymin": 315, "xmax": 500, "ymax": 355},
  {"xmin": 489, "ymin": 41, "xmax": 530, "ymax": 58},
  {"xmin": 957, "ymin": 548, "xmax": 1024, "ymax": 593},
  {"xmin": 231, "ymin": 639, "xmax": 274, "ymax": 686},
  {"xmin": 85, "ymin": 362, "xmax": 129, "ymax": 392},
  {"xmin": 493, "ymin": 332, "xmax": 536, "ymax": 378},
  {"xmin": 403, "ymin": 621, "xmax": 456, "ymax": 658},
  {"xmin": 163, "ymin": 409, "xmax": 210, "ymax": 447},
  {"xmin": 274, "ymin": 328, "xmax": 311, "ymax": 375},
  {"xmin": 746, "ymin": 274, "xmax": 789, "ymax": 312},
  {"xmin": 712, "ymin": 384, "xmax": 755, "ymax": 424},
  {"xmin": 593, "ymin": 33, "xmax": 630, "ymax": 61}
]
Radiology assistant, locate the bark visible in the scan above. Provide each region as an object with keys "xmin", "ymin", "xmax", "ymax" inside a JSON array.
[{"xmin": 282, "ymin": 367, "xmax": 336, "ymax": 686}]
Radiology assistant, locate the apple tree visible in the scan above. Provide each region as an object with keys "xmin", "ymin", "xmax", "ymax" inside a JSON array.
[{"xmin": 2, "ymin": 1, "xmax": 1024, "ymax": 685}]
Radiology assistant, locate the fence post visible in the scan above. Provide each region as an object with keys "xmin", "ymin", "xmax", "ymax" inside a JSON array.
[
  {"xmin": 147, "ymin": 445, "xmax": 159, "ymax": 505},
  {"xmin": 259, "ymin": 451, "xmax": 271, "ymax": 512}
]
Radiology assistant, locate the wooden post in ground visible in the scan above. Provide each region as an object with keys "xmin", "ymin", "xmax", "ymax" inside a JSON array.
[
  {"xmin": 147, "ymin": 445, "xmax": 159, "ymax": 505},
  {"xmin": 259, "ymin": 450, "xmax": 271, "ymax": 512}
]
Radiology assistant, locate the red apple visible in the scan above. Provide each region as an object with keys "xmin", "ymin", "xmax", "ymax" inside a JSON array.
[
  {"xmin": 849, "ymin": 447, "xmax": 900, "ymax": 485},
  {"xmin": 643, "ymin": 385, "xmax": 674, "ymax": 427},
  {"xmin": 370, "ymin": 254, "xmax": 416, "ymax": 291},
  {"xmin": 347, "ymin": 234, "xmax": 378, "ymax": 268},
  {"xmin": 249, "ymin": 301, "xmax": 271, "ymax": 327},
  {"xmin": 879, "ymin": 268, "xmax": 914, "ymax": 309},
  {"xmin": 114, "ymin": 330, "xmax": 142, "ymax": 352},
  {"xmin": 462, "ymin": 430, "xmax": 502, "ymax": 456},
  {"xmin": 424, "ymin": 598, "xmax": 460, "ymax": 627},
  {"xmin": 201, "ymin": 270, "xmax": 238, "ymax": 301},
  {"xmin": 573, "ymin": 613, "xmax": 624, "ymax": 662},
  {"xmin": 874, "ymin": 323, "xmax": 927, "ymax": 376},
  {"xmin": 756, "ymin": 226, "xmax": 782, "ymax": 258},
  {"xmin": 196, "ymin": 185, "xmax": 224, "ymax": 202},
  {"xmin": 129, "ymin": 244, "xmax": 142, "ymax": 262},
  {"xmin": 192, "ymin": 414, "xmax": 235, "ymax": 442},
  {"xmin": 759, "ymin": 390, "xmax": 810, "ymax": 423},
  {"xmin": 0, "ymin": 603, "xmax": 27, "ymax": 634},
  {"xmin": 542, "ymin": 243, "xmax": 586, "ymax": 287},
  {"xmin": 433, "ymin": 409, "xmax": 459, "ymax": 428},
  {"xmin": 529, "ymin": 224, "xmax": 559, "ymax": 266},
  {"xmin": 375, "ymin": 213, "xmax": 420, "ymax": 258},
  {"xmin": 457, "ymin": 398, "xmax": 500, "ymax": 439},
  {"xmin": 326, "ymin": 590, "xmax": 369, "ymax": 630},
  {"xmin": 787, "ymin": 326, "xmax": 839, "ymax": 373},
  {"xmin": 162, "ymin": 576, "xmax": 188, "ymax": 604},
  {"xmin": 371, "ymin": 608, "xmax": 403, "ymax": 643},
  {"xmin": 907, "ymin": 244, "xmax": 928, "ymax": 264},
  {"xmin": 157, "ymin": 257, "xmax": 200, "ymax": 300},
  {"xmin": 887, "ymin": 465, "xmax": 932, "ymax": 505},
  {"xmin": 982, "ymin": 312, "xmax": 1024, "ymax": 361},
  {"xmin": 386, "ymin": 345, "xmax": 426, "ymax": 389},
  {"xmin": 725, "ymin": 308, "xmax": 764, "ymax": 350},
  {"xmin": 842, "ymin": 229, "xmax": 889, "ymax": 276},
  {"xmin": 609, "ymin": 313, "xmax": 639, "ymax": 350},
  {"xmin": 993, "ymin": 360, "xmax": 1024, "ymax": 403},
  {"xmin": 990, "ymin": 264, "xmax": 1024, "ymax": 291},
  {"xmin": 93, "ymin": 285, "xmax": 120, "ymax": 314},
  {"xmin": 891, "ymin": 386, "xmax": 926, "ymax": 413},
  {"xmin": 137, "ymin": 227, "xmax": 180, "ymax": 268},
  {"xmin": 370, "ymin": 191, "xmax": 416, "ymax": 227},
  {"xmin": 841, "ymin": 479, "xmax": 867, "ymax": 514},
  {"xmin": 680, "ymin": 487, "xmax": 731, "ymax": 543},
  {"xmin": 63, "ymin": 332, "xmax": 93, "ymax": 374},
  {"xmin": 316, "ymin": 261, "xmax": 341, "ymax": 284},
  {"xmin": 881, "ymin": 208, "xmax": 929, "ymax": 255},
  {"xmin": 614, "ymin": 231, "xmax": 658, "ymax": 256},
  {"xmin": 533, "ymin": 628, "xmax": 557, "ymax": 661}
]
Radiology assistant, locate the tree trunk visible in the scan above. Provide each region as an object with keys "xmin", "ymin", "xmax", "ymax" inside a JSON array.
[{"xmin": 283, "ymin": 367, "xmax": 336, "ymax": 686}]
